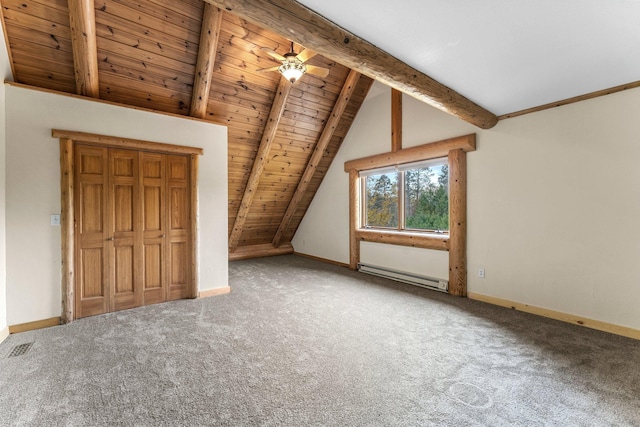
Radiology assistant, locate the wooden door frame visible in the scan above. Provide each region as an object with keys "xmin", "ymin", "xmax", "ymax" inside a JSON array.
[{"xmin": 55, "ymin": 130, "xmax": 203, "ymax": 323}]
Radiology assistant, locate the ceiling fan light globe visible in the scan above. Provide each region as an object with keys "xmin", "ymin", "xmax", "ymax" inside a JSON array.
[{"xmin": 279, "ymin": 61, "xmax": 306, "ymax": 83}]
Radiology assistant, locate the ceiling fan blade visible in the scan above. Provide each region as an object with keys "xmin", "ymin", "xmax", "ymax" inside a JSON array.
[
  {"xmin": 305, "ymin": 65, "xmax": 330, "ymax": 78},
  {"xmin": 295, "ymin": 48, "xmax": 317, "ymax": 63},
  {"xmin": 255, "ymin": 65, "xmax": 281, "ymax": 73},
  {"xmin": 261, "ymin": 47, "xmax": 286, "ymax": 62}
]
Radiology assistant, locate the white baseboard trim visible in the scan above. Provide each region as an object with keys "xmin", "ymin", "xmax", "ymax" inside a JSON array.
[
  {"xmin": 0, "ymin": 326, "xmax": 9, "ymax": 344},
  {"xmin": 197, "ymin": 286, "xmax": 231, "ymax": 298},
  {"xmin": 468, "ymin": 292, "xmax": 640, "ymax": 341}
]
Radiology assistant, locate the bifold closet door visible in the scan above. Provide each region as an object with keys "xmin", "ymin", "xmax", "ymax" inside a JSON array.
[
  {"xmin": 75, "ymin": 145, "xmax": 191, "ymax": 318},
  {"xmin": 110, "ymin": 149, "xmax": 141, "ymax": 312},
  {"xmin": 75, "ymin": 145, "xmax": 110, "ymax": 318}
]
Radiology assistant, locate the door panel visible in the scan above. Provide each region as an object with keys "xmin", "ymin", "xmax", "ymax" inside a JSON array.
[
  {"xmin": 110, "ymin": 149, "xmax": 140, "ymax": 312},
  {"xmin": 114, "ymin": 185, "xmax": 134, "ymax": 231},
  {"xmin": 144, "ymin": 186, "xmax": 161, "ymax": 231},
  {"xmin": 75, "ymin": 146, "xmax": 109, "ymax": 318},
  {"xmin": 167, "ymin": 155, "xmax": 191, "ymax": 301},
  {"xmin": 81, "ymin": 247, "xmax": 104, "ymax": 298},
  {"xmin": 141, "ymin": 152, "xmax": 167, "ymax": 305}
]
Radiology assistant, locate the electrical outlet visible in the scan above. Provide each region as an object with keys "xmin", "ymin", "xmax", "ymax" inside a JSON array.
[
  {"xmin": 50, "ymin": 214, "xmax": 61, "ymax": 226},
  {"xmin": 478, "ymin": 268, "xmax": 485, "ymax": 279}
]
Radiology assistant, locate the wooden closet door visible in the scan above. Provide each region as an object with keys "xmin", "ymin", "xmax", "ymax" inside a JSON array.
[
  {"xmin": 141, "ymin": 153, "xmax": 167, "ymax": 305},
  {"xmin": 167, "ymin": 155, "xmax": 191, "ymax": 301},
  {"xmin": 110, "ymin": 149, "xmax": 141, "ymax": 312},
  {"xmin": 74, "ymin": 145, "xmax": 193, "ymax": 318},
  {"xmin": 75, "ymin": 145, "xmax": 110, "ymax": 318}
]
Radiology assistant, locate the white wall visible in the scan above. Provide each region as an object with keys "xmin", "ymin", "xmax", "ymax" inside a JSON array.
[
  {"xmin": 293, "ymin": 82, "xmax": 640, "ymax": 330},
  {"xmin": 5, "ymin": 85, "xmax": 228, "ymax": 325},
  {"xmin": 0, "ymin": 21, "xmax": 13, "ymax": 337}
]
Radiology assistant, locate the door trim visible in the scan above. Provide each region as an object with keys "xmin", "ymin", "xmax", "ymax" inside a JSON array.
[{"xmin": 57, "ymin": 130, "xmax": 202, "ymax": 323}]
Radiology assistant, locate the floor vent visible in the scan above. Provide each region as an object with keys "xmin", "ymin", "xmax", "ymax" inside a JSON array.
[
  {"xmin": 358, "ymin": 263, "xmax": 448, "ymax": 293},
  {"xmin": 8, "ymin": 343, "xmax": 34, "ymax": 358}
]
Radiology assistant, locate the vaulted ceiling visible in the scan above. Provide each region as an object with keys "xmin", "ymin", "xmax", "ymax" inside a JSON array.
[
  {"xmin": 295, "ymin": 0, "xmax": 640, "ymax": 116},
  {"xmin": 7, "ymin": 1, "xmax": 634, "ymax": 259},
  {"xmin": 0, "ymin": 0, "xmax": 375, "ymax": 258}
]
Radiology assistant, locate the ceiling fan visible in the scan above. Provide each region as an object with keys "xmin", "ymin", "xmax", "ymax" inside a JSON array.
[{"xmin": 256, "ymin": 42, "xmax": 330, "ymax": 84}]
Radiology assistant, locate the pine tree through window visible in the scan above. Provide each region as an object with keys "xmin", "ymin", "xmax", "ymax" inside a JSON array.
[{"xmin": 361, "ymin": 158, "xmax": 449, "ymax": 233}]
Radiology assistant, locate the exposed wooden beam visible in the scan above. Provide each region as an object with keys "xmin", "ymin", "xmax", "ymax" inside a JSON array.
[
  {"xmin": 391, "ymin": 88, "xmax": 402, "ymax": 152},
  {"xmin": 202, "ymin": 0, "xmax": 498, "ymax": 129},
  {"xmin": 344, "ymin": 134, "xmax": 476, "ymax": 172},
  {"xmin": 190, "ymin": 5, "xmax": 224, "ymax": 118},
  {"xmin": 68, "ymin": 0, "xmax": 99, "ymax": 98},
  {"xmin": 272, "ymin": 70, "xmax": 361, "ymax": 248},
  {"xmin": 229, "ymin": 76, "xmax": 293, "ymax": 251}
]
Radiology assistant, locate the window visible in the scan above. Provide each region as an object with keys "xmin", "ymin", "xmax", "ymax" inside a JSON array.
[{"xmin": 361, "ymin": 157, "xmax": 449, "ymax": 234}]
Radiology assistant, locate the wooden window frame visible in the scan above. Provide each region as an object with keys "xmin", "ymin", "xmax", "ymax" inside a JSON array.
[
  {"xmin": 54, "ymin": 130, "xmax": 203, "ymax": 323},
  {"xmin": 360, "ymin": 157, "xmax": 450, "ymax": 234},
  {"xmin": 344, "ymin": 134, "xmax": 475, "ymax": 296}
]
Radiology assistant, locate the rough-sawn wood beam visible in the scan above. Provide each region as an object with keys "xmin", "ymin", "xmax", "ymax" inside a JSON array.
[
  {"xmin": 190, "ymin": 4, "xmax": 224, "ymax": 118},
  {"xmin": 391, "ymin": 88, "xmax": 402, "ymax": 152},
  {"xmin": 68, "ymin": 0, "xmax": 99, "ymax": 98},
  {"xmin": 202, "ymin": 0, "xmax": 498, "ymax": 129},
  {"xmin": 228, "ymin": 76, "xmax": 293, "ymax": 252},
  {"xmin": 272, "ymin": 69, "xmax": 361, "ymax": 247}
]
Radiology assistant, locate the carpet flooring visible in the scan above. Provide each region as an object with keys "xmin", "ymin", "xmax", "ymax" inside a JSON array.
[{"xmin": 0, "ymin": 254, "xmax": 639, "ymax": 426}]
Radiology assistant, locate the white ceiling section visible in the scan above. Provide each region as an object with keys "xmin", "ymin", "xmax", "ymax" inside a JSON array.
[{"xmin": 295, "ymin": 0, "xmax": 640, "ymax": 116}]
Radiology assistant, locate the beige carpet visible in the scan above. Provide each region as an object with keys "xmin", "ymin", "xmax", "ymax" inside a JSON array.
[{"xmin": 1, "ymin": 255, "xmax": 639, "ymax": 425}]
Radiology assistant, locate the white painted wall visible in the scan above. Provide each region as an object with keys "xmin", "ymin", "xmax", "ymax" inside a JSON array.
[
  {"xmin": 5, "ymin": 85, "xmax": 228, "ymax": 325},
  {"xmin": 0, "ymin": 21, "xmax": 13, "ymax": 336},
  {"xmin": 293, "ymin": 82, "xmax": 640, "ymax": 330}
]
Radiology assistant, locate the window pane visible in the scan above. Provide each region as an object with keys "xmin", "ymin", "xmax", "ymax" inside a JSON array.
[
  {"xmin": 404, "ymin": 162, "xmax": 449, "ymax": 231},
  {"xmin": 365, "ymin": 172, "xmax": 398, "ymax": 228}
]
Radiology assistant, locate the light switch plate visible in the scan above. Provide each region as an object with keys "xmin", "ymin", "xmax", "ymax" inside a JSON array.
[{"xmin": 51, "ymin": 214, "xmax": 61, "ymax": 226}]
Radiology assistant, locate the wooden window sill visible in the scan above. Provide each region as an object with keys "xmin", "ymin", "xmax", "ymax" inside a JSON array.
[{"xmin": 356, "ymin": 229, "xmax": 449, "ymax": 251}]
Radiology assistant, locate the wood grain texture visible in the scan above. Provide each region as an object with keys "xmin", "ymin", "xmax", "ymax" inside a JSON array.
[
  {"xmin": 202, "ymin": 0, "xmax": 498, "ymax": 129},
  {"xmin": 190, "ymin": 4, "xmax": 223, "ymax": 118},
  {"xmin": 4, "ymin": 3, "xmax": 375, "ymax": 256},
  {"xmin": 228, "ymin": 242, "xmax": 294, "ymax": 260},
  {"xmin": 356, "ymin": 229, "xmax": 449, "ymax": 251},
  {"xmin": 344, "ymin": 134, "xmax": 476, "ymax": 172},
  {"xmin": 68, "ymin": 0, "xmax": 99, "ymax": 97},
  {"xmin": 228, "ymin": 76, "xmax": 292, "ymax": 251},
  {"xmin": 348, "ymin": 169, "xmax": 359, "ymax": 270},
  {"xmin": 468, "ymin": 292, "xmax": 640, "ymax": 341},
  {"xmin": 0, "ymin": 1, "xmax": 17, "ymax": 81},
  {"xmin": 272, "ymin": 70, "xmax": 361, "ymax": 247},
  {"xmin": 52, "ymin": 129, "xmax": 203, "ymax": 155},
  {"xmin": 60, "ymin": 138, "xmax": 75, "ymax": 323},
  {"xmin": 8, "ymin": 317, "xmax": 62, "ymax": 334},
  {"xmin": 448, "ymin": 149, "xmax": 466, "ymax": 297},
  {"xmin": 58, "ymin": 132, "xmax": 199, "ymax": 320},
  {"xmin": 391, "ymin": 88, "xmax": 402, "ymax": 152},
  {"xmin": 189, "ymin": 154, "xmax": 199, "ymax": 298}
]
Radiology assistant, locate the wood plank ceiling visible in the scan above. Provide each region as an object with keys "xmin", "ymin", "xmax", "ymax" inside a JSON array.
[{"xmin": 0, "ymin": 0, "xmax": 374, "ymax": 259}]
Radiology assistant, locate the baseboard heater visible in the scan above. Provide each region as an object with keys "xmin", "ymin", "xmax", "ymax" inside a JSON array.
[{"xmin": 357, "ymin": 263, "xmax": 448, "ymax": 293}]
